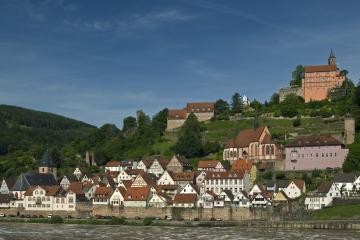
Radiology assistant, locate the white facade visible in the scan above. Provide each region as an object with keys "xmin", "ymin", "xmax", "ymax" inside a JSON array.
[
  {"xmin": 180, "ymin": 183, "xmax": 198, "ymax": 195},
  {"xmin": 109, "ymin": 188, "xmax": 125, "ymax": 206},
  {"xmin": 148, "ymin": 159, "xmax": 166, "ymax": 177},
  {"xmin": 305, "ymin": 183, "xmax": 340, "ymax": 210},
  {"xmin": 204, "ymin": 172, "xmax": 250, "ymax": 195},
  {"xmin": 157, "ymin": 171, "xmax": 175, "ymax": 185},
  {"xmin": 284, "ymin": 181, "xmax": 303, "ymax": 199},
  {"xmin": 233, "ymin": 191, "xmax": 250, "ymax": 208}
]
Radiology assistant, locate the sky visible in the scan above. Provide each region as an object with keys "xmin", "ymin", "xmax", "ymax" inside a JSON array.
[{"xmin": 0, "ymin": 0, "xmax": 360, "ymax": 127}]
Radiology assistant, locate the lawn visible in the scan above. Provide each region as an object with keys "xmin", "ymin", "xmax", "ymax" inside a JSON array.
[{"xmin": 313, "ymin": 204, "xmax": 360, "ymax": 220}]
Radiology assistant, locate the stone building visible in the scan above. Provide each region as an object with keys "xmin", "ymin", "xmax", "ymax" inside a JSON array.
[
  {"xmin": 302, "ymin": 50, "xmax": 346, "ymax": 102},
  {"xmin": 166, "ymin": 102, "xmax": 214, "ymax": 131},
  {"xmin": 278, "ymin": 86, "xmax": 304, "ymax": 102}
]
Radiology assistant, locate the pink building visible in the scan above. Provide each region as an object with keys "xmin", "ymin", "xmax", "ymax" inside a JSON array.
[{"xmin": 284, "ymin": 135, "xmax": 348, "ymax": 171}]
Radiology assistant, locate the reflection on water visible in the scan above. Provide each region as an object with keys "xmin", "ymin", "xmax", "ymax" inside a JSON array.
[{"xmin": 0, "ymin": 223, "xmax": 359, "ymax": 240}]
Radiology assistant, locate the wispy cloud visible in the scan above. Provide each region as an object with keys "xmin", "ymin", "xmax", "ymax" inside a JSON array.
[{"xmin": 64, "ymin": 9, "xmax": 196, "ymax": 32}]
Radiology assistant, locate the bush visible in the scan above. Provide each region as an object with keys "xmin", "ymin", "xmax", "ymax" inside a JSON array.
[
  {"xmin": 109, "ymin": 217, "xmax": 126, "ymax": 225},
  {"xmin": 273, "ymin": 110, "xmax": 281, "ymax": 118},
  {"xmin": 143, "ymin": 217, "xmax": 153, "ymax": 226},
  {"xmin": 293, "ymin": 116, "xmax": 301, "ymax": 127},
  {"xmin": 49, "ymin": 215, "xmax": 63, "ymax": 224},
  {"xmin": 320, "ymin": 108, "xmax": 333, "ymax": 118},
  {"xmin": 280, "ymin": 105, "xmax": 298, "ymax": 118}
]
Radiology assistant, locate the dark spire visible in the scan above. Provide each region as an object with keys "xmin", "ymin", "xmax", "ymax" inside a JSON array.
[
  {"xmin": 39, "ymin": 149, "xmax": 57, "ymax": 168},
  {"xmin": 329, "ymin": 49, "xmax": 336, "ymax": 58}
]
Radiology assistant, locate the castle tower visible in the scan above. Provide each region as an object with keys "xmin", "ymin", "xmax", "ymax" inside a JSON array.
[
  {"xmin": 328, "ymin": 49, "xmax": 336, "ymax": 66},
  {"xmin": 39, "ymin": 150, "xmax": 57, "ymax": 180}
]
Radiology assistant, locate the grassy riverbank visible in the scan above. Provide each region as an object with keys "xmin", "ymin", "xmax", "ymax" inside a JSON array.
[{"xmin": 313, "ymin": 204, "xmax": 360, "ymax": 220}]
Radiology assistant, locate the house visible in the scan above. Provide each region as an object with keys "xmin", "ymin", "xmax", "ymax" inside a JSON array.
[
  {"xmin": 173, "ymin": 193, "xmax": 197, "ymax": 208},
  {"xmin": 136, "ymin": 159, "xmax": 153, "ymax": 172},
  {"xmin": 0, "ymin": 194, "xmax": 11, "ymax": 208},
  {"xmin": 284, "ymin": 135, "xmax": 349, "ymax": 171},
  {"xmin": 197, "ymin": 160, "xmax": 226, "ymax": 172},
  {"xmin": 166, "ymin": 102, "xmax": 215, "ymax": 131},
  {"xmin": 81, "ymin": 174, "xmax": 89, "ymax": 183},
  {"xmin": 11, "ymin": 172, "xmax": 57, "ymax": 200},
  {"xmin": 73, "ymin": 168, "xmax": 82, "ymax": 180},
  {"xmin": 0, "ymin": 177, "xmax": 17, "ymax": 194},
  {"xmin": 23, "ymin": 185, "xmax": 76, "ymax": 211},
  {"xmin": 124, "ymin": 187, "xmax": 151, "ymax": 207},
  {"xmin": 166, "ymin": 154, "xmax": 192, "ymax": 173},
  {"xmin": 60, "ymin": 175, "xmax": 79, "ymax": 190},
  {"xmin": 233, "ymin": 191, "xmax": 250, "ymax": 208},
  {"xmin": 197, "ymin": 191, "xmax": 217, "ymax": 208},
  {"xmin": 179, "ymin": 183, "xmax": 199, "ymax": 195},
  {"xmin": 214, "ymin": 190, "xmax": 234, "ymax": 207},
  {"xmin": 273, "ymin": 191, "xmax": 290, "ymax": 204},
  {"xmin": 155, "ymin": 185, "xmax": 179, "ymax": 199},
  {"xmin": 105, "ymin": 161, "xmax": 122, "ymax": 172},
  {"xmin": 354, "ymin": 175, "xmax": 360, "ymax": 191},
  {"xmin": 195, "ymin": 171, "xmax": 207, "ymax": 188},
  {"xmin": 109, "ymin": 187, "xmax": 126, "ymax": 206},
  {"xmin": 204, "ymin": 171, "xmax": 250, "ymax": 195},
  {"xmin": 334, "ymin": 173, "xmax": 357, "ymax": 196},
  {"xmin": 284, "ymin": 180, "xmax": 306, "ymax": 199},
  {"xmin": 67, "ymin": 182, "xmax": 87, "ymax": 202},
  {"xmin": 223, "ymin": 126, "xmax": 281, "ymax": 163},
  {"xmin": 171, "ymin": 172, "xmax": 196, "ymax": 187},
  {"xmin": 231, "ymin": 159, "xmax": 257, "ymax": 185},
  {"xmin": 264, "ymin": 180, "xmax": 288, "ymax": 193},
  {"xmin": 148, "ymin": 191, "xmax": 172, "ymax": 208},
  {"xmin": 131, "ymin": 172, "xmax": 156, "ymax": 187},
  {"xmin": 157, "ymin": 171, "xmax": 175, "ymax": 185},
  {"xmin": 148, "ymin": 158, "xmax": 169, "ymax": 177},
  {"xmin": 249, "ymin": 184, "xmax": 265, "ymax": 197},
  {"xmin": 250, "ymin": 192, "xmax": 271, "ymax": 208},
  {"xmin": 302, "ymin": 50, "xmax": 346, "ymax": 102},
  {"xmin": 83, "ymin": 182, "xmax": 97, "ymax": 200},
  {"xmin": 305, "ymin": 182, "xmax": 340, "ymax": 210},
  {"xmin": 92, "ymin": 187, "xmax": 113, "ymax": 205}
]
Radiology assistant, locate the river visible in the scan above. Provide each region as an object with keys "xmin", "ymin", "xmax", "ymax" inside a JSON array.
[{"xmin": 0, "ymin": 223, "xmax": 359, "ymax": 240}]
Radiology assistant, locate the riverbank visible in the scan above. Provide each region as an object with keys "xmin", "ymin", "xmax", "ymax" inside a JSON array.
[{"xmin": 1, "ymin": 217, "xmax": 360, "ymax": 230}]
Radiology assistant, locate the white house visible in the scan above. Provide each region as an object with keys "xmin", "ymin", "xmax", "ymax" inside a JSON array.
[
  {"xmin": 249, "ymin": 184, "xmax": 264, "ymax": 197},
  {"xmin": 73, "ymin": 168, "xmax": 82, "ymax": 180},
  {"xmin": 204, "ymin": 171, "xmax": 250, "ymax": 195},
  {"xmin": 214, "ymin": 190, "xmax": 234, "ymax": 207},
  {"xmin": 0, "ymin": 194, "xmax": 11, "ymax": 208},
  {"xmin": 233, "ymin": 191, "xmax": 250, "ymax": 208},
  {"xmin": 354, "ymin": 176, "xmax": 360, "ymax": 191},
  {"xmin": 284, "ymin": 180, "xmax": 306, "ymax": 199},
  {"xmin": 197, "ymin": 160, "xmax": 226, "ymax": 172},
  {"xmin": 157, "ymin": 171, "xmax": 175, "ymax": 185},
  {"xmin": 197, "ymin": 191, "xmax": 216, "ymax": 208},
  {"xmin": 179, "ymin": 183, "xmax": 199, "ymax": 195},
  {"xmin": 148, "ymin": 191, "xmax": 172, "ymax": 208},
  {"xmin": 334, "ymin": 173, "xmax": 357, "ymax": 196},
  {"xmin": 148, "ymin": 159, "xmax": 169, "ymax": 177},
  {"xmin": 250, "ymin": 192, "xmax": 271, "ymax": 208},
  {"xmin": 109, "ymin": 187, "xmax": 126, "ymax": 206},
  {"xmin": 92, "ymin": 186, "xmax": 113, "ymax": 205},
  {"xmin": 124, "ymin": 187, "xmax": 151, "ymax": 208},
  {"xmin": 173, "ymin": 193, "xmax": 197, "ymax": 208},
  {"xmin": 105, "ymin": 161, "xmax": 121, "ymax": 172},
  {"xmin": 305, "ymin": 182, "xmax": 341, "ymax": 210},
  {"xmin": 136, "ymin": 159, "xmax": 153, "ymax": 172}
]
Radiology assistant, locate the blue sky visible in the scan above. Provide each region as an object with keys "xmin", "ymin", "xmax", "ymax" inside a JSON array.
[{"xmin": 1, "ymin": 0, "xmax": 360, "ymax": 127}]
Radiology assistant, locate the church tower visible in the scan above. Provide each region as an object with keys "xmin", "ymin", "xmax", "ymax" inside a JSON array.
[
  {"xmin": 39, "ymin": 150, "xmax": 57, "ymax": 180},
  {"xmin": 328, "ymin": 49, "xmax": 336, "ymax": 66}
]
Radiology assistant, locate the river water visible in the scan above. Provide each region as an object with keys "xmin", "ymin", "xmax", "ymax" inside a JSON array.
[{"xmin": 0, "ymin": 223, "xmax": 359, "ymax": 240}]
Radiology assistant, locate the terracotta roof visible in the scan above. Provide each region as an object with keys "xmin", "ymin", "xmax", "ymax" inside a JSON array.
[
  {"xmin": 67, "ymin": 182, "xmax": 84, "ymax": 194},
  {"xmin": 105, "ymin": 161, "xmax": 121, "ymax": 167},
  {"xmin": 106, "ymin": 171, "xmax": 120, "ymax": 179},
  {"xmin": 137, "ymin": 172, "xmax": 157, "ymax": 186},
  {"xmin": 117, "ymin": 187, "xmax": 127, "ymax": 197},
  {"xmin": 171, "ymin": 172, "xmax": 196, "ymax": 181},
  {"xmin": 304, "ymin": 65, "xmax": 337, "ymax": 73},
  {"xmin": 173, "ymin": 193, "xmax": 197, "ymax": 204},
  {"xmin": 186, "ymin": 102, "xmax": 214, "ymax": 113},
  {"xmin": 292, "ymin": 180, "xmax": 305, "ymax": 190},
  {"xmin": 125, "ymin": 169, "xmax": 144, "ymax": 176},
  {"xmin": 94, "ymin": 186, "xmax": 113, "ymax": 199},
  {"xmin": 156, "ymin": 184, "xmax": 178, "ymax": 191},
  {"xmin": 125, "ymin": 187, "xmax": 150, "ymax": 201},
  {"xmin": 286, "ymin": 135, "xmax": 343, "ymax": 148},
  {"xmin": 226, "ymin": 127, "xmax": 266, "ymax": 148},
  {"xmin": 198, "ymin": 160, "xmax": 220, "ymax": 169},
  {"xmin": 231, "ymin": 159, "xmax": 253, "ymax": 172},
  {"xmin": 120, "ymin": 180, "xmax": 133, "ymax": 189},
  {"xmin": 172, "ymin": 155, "xmax": 192, "ymax": 167},
  {"xmin": 168, "ymin": 109, "xmax": 187, "ymax": 120},
  {"xmin": 224, "ymin": 139, "xmax": 235, "ymax": 148},
  {"xmin": 205, "ymin": 171, "xmax": 245, "ymax": 180},
  {"xmin": 139, "ymin": 159, "xmax": 153, "ymax": 168}
]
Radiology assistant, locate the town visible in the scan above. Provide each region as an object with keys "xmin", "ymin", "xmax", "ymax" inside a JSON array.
[{"xmin": 0, "ymin": 51, "xmax": 359, "ymax": 222}]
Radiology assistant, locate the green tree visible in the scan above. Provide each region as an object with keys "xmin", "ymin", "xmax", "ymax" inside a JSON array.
[
  {"xmin": 343, "ymin": 142, "xmax": 360, "ymax": 173},
  {"xmin": 231, "ymin": 92, "xmax": 243, "ymax": 114},
  {"xmin": 122, "ymin": 116, "xmax": 137, "ymax": 132},
  {"xmin": 173, "ymin": 113, "xmax": 202, "ymax": 158},
  {"xmin": 291, "ymin": 65, "xmax": 304, "ymax": 86},
  {"xmin": 250, "ymin": 99, "xmax": 263, "ymax": 111},
  {"xmin": 151, "ymin": 108, "xmax": 168, "ymax": 135},
  {"xmin": 269, "ymin": 93, "xmax": 279, "ymax": 105},
  {"xmin": 214, "ymin": 99, "xmax": 230, "ymax": 120}
]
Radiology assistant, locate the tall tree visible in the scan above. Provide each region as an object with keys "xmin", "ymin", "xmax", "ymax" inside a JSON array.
[
  {"xmin": 214, "ymin": 99, "xmax": 230, "ymax": 119},
  {"xmin": 173, "ymin": 113, "xmax": 202, "ymax": 157},
  {"xmin": 231, "ymin": 92, "xmax": 243, "ymax": 114},
  {"xmin": 269, "ymin": 93, "xmax": 279, "ymax": 105},
  {"xmin": 152, "ymin": 108, "xmax": 168, "ymax": 135},
  {"xmin": 122, "ymin": 116, "xmax": 137, "ymax": 132},
  {"xmin": 291, "ymin": 65, "xmax": 305, "ymax": 86}
]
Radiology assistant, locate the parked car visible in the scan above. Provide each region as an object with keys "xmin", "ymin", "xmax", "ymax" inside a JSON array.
[
  {"xmin": 154, "ymin": 217, "xmax": 161, "ymax": 220},
  {"xmin": 210, "ymin": 217, "xmax": 216, "ymax": 221},
  {"xmin": 165, "ymin": 216, "xmax": 172, "ymax": 220},
  {"xmin": 193, "ymin": 217, "xmax": 199, "ymax": 221},
  {"xmin": 47, "ymin": 214, "xmax": 53, "ymax": 219},
  {"xmin": 0, "ymin": 213, "xmax": 5, "ymax": 217},
  {"xmin": 216, "ymin": 218, "xmax": 222, "ymax": 221}
]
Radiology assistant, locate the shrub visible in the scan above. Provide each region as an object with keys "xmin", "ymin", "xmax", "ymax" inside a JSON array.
[
  {"xmin": 143, "ymin": 217, "xmax": 153, "ymax": 226},
  {"xmin": 320, "ymin": 108, "xmax": 333, "ymax": 118},
  {"xmin": 49, "ymin": 215, "xmax": 63, "ymax": 224},
  {"xmin": 109, "ymin": 217, "xmax": 126, "ymax": 225},
  {"xmin": 273, "ymin": 110, "xmax": 281, "ymax": 118},
  {"xmin": 293, "ymin": 115, "xmax": 301, "ymax": 127}
]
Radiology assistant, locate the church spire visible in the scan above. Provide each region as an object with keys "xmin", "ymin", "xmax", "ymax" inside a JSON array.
[{"xmin": 328, "ymin": 49, "xmax": 336, "ymax": 66}]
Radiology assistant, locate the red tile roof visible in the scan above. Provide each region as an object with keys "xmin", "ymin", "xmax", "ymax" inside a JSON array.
[
  {"xmin": 304, "ymin": 65, "xmax": 337, "ymax": 73},
  {"xmin": 234, "ymin": 127, "xmax": 266, "ymax": 148},
  {"xmin": 94, "ymin": 186, "xmax": 113, "ymax": 199},
  {"xmin": 286, "ymin": 135, "xmax": 343, "ymax": 147},
  {"xmin": 105, "ymin": 161, "xmax": 121, "ymax": 167},
  {"xmin": 198, "ymin": 160, "xmax": 220, "ymax": 169},
  {"xmin": 173, "ymin": 193, "xmax": 197, "ymax": 204},
  {"xmin": 170, "ymin": 172, "xmax": 196, "ymax": 181},
  {"xmin": 124, "ymin": 187, "xmax": 150, "ymax": 201},
  {"xmin": 168, "ymin": 109, "xmax": 187, "ymax": 120},
  {"xmin": 205, "ymin": 171, "xmax": 245, "ymax": 180},
  {"xmin": 186, "ymin": 102, "xmax": 214, "ymax": 113},
  {"xmin": 231, "ymin": 159, "xmax": 253, "ymax": 172},
  {"xmin": 67, "ymin": 182, "xmax": 84, "ymax": 194}
]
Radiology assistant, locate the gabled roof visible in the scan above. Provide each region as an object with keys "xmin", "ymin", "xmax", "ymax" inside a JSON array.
[
  {"xmin": 220, "ymin": 190, "xmax": 234, "ymax": 201},
  {"xmin": 286, "ymin": 135, "xmax": 343, "ymax": 148},
  {"xmin": 11, "ymin": 173, "xmax": 57, "ymax": 191},
  {"xmin": 168, "ymin": 109, "xmax": 187, "ymax": 120},
  {"xmin": 334, "ymin": 173, "xmax": 357, "ymax": 183},
  {"xmin": 304, "ymin": 65, "xmax": 337, "ymax": 73},
  {"xmin": 105, "ymin": 161, "xmax": 121, "ymax": 167},
  {"xmin": 291, "ymin": 179, "xmax": 305, "ymax": 190},
  {"xmin": 39, "ymin": 150, "xmax": 57, "ymax": 168},
  {"xmin": 231, "ymin": 159, "xmax": 253, "ymax": 172},
  {"xmin": 171, "ymin": 155, "xmax": 192, "ymax": 167},
  {"xmin": 0, "ymin": 194, "xmax": 11, "ymax": 203},
  {"xmin": 124, "ymin": 187, "xmax": 150, "ymax": 201},
  {"xmin": 67, "ymin": 182, "xmax": 84, "ymax": 194},
  {"xmin": 186, "ymin": 102, "xmax": 214, "ymax": 113},
  {"xmin": 198, "ymin": 160, "xmax": 221, "ymax": 169},
  {"xmin": 139, "ymin": 159, "xmax": 153, "ymax": 168},
  {"xmin": 173, "ymin": 193, "xmax": 197, "ymax": 204},
  {"xmin": 120, "ymin": 180, "xmax": 133, "ymax": 189},
  {"xmin": 125, "ymin": 169, "xmax": 144, "ymax": 176},
  {"xmin": 317, "ymin": 181, "xmax": 334, "ymax": 193},
  {"xmin": 3, "ymin": 177, "xmax": 17, "ymax": 189},
  {"xmin": 24, "ymin": 185, "xmax": 61, "ymax": 197},
  {"xmin": 94, "ymin": 186, "xmax": 113, "ymax": 199},
  {"xmin": 225, "ymin": 127, "xmax": 268, "ymax": 148},
  {"xmin": 170, "ymin": 172, "xmax": 196, "ymax": 181}
]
